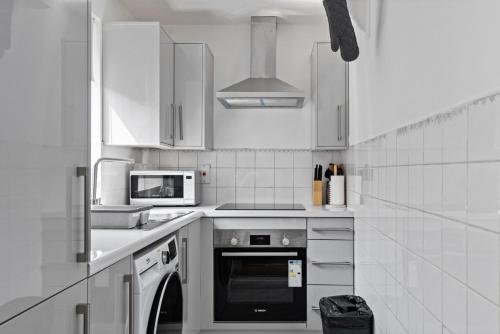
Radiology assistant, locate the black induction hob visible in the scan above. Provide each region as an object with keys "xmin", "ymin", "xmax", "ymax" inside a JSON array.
[{"xmin": 215, "ymin": 203, "xmax": 306, "ymax": 210}]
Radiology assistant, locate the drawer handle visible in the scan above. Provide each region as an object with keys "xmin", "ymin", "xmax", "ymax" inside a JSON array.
[
  {"xmin": 312, "ymin": 306, "xmax": 320, "ymax": 311},
  {"xmin": 311, "ymin": 228, "xmax": 353, "ymax": 232},
  {"xmin": 311, "ymin": 261, "xmax": 353, "ymax": 266}
]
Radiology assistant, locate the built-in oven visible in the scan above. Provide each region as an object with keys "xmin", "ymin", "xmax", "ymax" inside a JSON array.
[
  {"xmin": 130, "ymin": 170, "xmax": 200, "ymax": 206},
  {"xmin": 213, "ymin": 220, "xmax": 307, "ymax": 322}
]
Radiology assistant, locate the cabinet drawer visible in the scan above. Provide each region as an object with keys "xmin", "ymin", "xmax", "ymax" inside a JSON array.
[
  {"xmin": 307, "ymin": 285, "xmax": 354, "ymax": 331},
  {"xmin": 308, "ymin": 218, "xmax": 353, "ymax": 240},
  {"xmin": 308, "ymin": 240, "xmax": 353, "ymax": 285}
]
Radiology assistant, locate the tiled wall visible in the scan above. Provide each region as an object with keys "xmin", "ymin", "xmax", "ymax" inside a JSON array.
[
  {"xmin": 144, "ymin": 149, "xmax": 342, "ymax": 206},
  {"xmin": 344, "ymin": 92, "xmax": 500, "ymax": 334}
]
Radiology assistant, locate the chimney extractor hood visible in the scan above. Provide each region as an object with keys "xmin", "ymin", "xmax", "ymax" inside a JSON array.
[{"xmin": 217, "ymin": 16, "xmax": 305, "ymax": 109}]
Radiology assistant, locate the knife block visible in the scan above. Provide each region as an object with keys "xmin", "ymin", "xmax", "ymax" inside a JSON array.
[{"xmin": 312, "ymin": 181, "xmax": 323, "ymax": 206}]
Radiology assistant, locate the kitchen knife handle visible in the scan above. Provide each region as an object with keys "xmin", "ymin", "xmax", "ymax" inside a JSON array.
[{"xmin": 76, "ymin": 167, "xmax": 89, "ymax": 263}]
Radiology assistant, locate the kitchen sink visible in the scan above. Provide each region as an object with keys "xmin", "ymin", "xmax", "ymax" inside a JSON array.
[{"xmin": 137, "ymin": 210, "xmax": 194, "ymax": 231}]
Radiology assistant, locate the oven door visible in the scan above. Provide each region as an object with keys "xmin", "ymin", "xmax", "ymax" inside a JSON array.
[{"xmin": 214, "ymin": 248, "xmax": 307, "ymax": 322}]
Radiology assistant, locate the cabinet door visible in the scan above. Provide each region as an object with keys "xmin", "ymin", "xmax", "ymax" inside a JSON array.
[
  {"xmin": 179, "ymin": 220, "xmax": 201, "ymax": 334},
  {"xmin": 88, "ymin": 256, "xmax": 133, "ymax": 334},
  {"xmin": 0, "ymin": 280, "xmax": 87, "ymax": 333},
  {"xmin": 315, "ymin": 43, "xmax": 347, "ymax": 148},
  {"xmin": 174, "ymin": 44, "xmax": 204, "ymax": 148},
  {"xmin": 160, "ymin": 31, "xmax": 175, "ymax": 146},
  {"xmin": 0, "ymin": 0, "xmax": 89, "ymax": 323}
]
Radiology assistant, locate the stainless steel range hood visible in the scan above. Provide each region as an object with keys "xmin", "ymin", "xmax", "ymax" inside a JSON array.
[{"xmin": 217, "ymin": 16, "xmax": 305, "ymax": 109}]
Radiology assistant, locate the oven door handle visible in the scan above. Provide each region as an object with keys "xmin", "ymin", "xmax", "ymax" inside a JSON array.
[{"xmin": 221, "ymin": 252, "xmax": 299, "ymax": 257}]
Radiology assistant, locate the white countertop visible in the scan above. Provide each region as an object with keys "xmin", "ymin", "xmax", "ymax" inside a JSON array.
[{"xmin": 90, "ymin": 205, "xmax": 353, "ymax": 275}]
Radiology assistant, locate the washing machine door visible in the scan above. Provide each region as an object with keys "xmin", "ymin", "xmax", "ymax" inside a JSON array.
[{"xmin": 147, "ymin": 271, "xmax": 183, "ymax": 334}]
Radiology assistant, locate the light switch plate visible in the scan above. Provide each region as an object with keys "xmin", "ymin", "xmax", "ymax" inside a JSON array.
[{"xmin": 200, "ymin": 164, "xmax": 211, "ymax": 184}]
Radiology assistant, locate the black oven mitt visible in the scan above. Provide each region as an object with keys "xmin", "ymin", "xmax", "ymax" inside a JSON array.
[{"xmin": 323, "ymin": 0, "xmax": 359, "ymax": 62}]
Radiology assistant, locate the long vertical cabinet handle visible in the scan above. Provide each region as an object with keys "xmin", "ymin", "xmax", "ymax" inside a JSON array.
[
  {"xmin": 339, "ymin": 105, "xmax": 343, "ymax": 141},
  {"xmin": 124, "ymin": 274, "xmax": 133, "ymax": 334},
  {"xmin": 76, "ymin": 167, "xmax": 89, "ymax": 263},
  {"xmin": 170, "ymin": 103, "xmax": 175, "ymax": 139},
  {"xmin": 76, "ymin": 303, "xmax": 90, "ymax": 334},
  {"xmin": 337, "ymin": 105, "xmax": 341, "ymax": 141},
  {"xmin": 181, "ymin": 237, "xmax": 188, "ymax": 284},
  {"xmin": 178, "ymin": 104, "xmax": 184, "ymax": 140}
]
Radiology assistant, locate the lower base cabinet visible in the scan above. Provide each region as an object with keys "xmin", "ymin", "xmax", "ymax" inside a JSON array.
[
  {"xmin": 179, "ymin": 219, "xmax": 201, "ymax": 334},
  {"xmin": 307, "ymin": 285, "xmax": 354, "ymax": 331},
  {"xmin": 88, "ymin": 256, "xmax": 133, "ymax": 334},
  {"xmin": 0, "ymin": 280, "xmax": 88, "ymax": 334}
]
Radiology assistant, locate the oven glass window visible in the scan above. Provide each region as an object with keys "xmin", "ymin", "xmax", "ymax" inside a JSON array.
[
  {"xmin": 131, "ymin": 175, "xmax": 184, "ymax": 199},
  {"xmin": 214, "ymin": 248, "xmax": 306, "ymax": 322}
]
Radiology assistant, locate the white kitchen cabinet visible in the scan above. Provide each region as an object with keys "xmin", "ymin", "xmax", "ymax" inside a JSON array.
[
  {"xmin": 0, "ymin": 280, "xmax": 88, "ymax": 334},
  {"xmin": 88, "ymin": 256, "xmax": 133, "ymax": 334},
  {"xmin": 178, "ymin": 219, "xmax": 201, "ymax": 334},
  {"xmin": 0, "ymin": 0, "xmax": 89, "ymax": 323},
  {"xmin": 103, "ymin": 22, "xmax": 175, "ymax": 148},
  {"xmin": 311, "ymin": 42, "xmax": 348, "ymax": 149},
  {"xmin": 174, "ymin": 43, "xmax": 214, "ymax": 150}
]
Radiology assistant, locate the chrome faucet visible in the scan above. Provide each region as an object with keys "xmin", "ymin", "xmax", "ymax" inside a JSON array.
[{"xmin": 92, "ymin": 157, "xmax": 135, "ymax": 205}]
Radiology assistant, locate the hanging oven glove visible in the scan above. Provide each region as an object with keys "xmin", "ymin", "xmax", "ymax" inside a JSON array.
[{"xmin": 323, "ymin": 0, "xmax": 360, "ymax": 62}]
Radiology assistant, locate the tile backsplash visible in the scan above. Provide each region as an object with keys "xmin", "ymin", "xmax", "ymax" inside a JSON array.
[
  {"xmin": 344, "ymin": 91, "xmax": 500, "ymax": 334},
  {"xmin": 144, "ymin": 149, "xmax": 342, "ymax": 206}
]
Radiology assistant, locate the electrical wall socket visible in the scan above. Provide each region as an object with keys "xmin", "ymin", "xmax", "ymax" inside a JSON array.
[{"xmin": 200, "ymin": 164, "xmax": 211, "ymax": 184}]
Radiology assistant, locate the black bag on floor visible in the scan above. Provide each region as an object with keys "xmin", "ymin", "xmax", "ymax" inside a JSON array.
[{"xmin": 319, "ymin": 295, "xmax": 374, "ymax": 334}]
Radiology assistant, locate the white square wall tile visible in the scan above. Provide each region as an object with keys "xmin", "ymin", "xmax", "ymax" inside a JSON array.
[
  {"xmin": 294, "ymin": 187, "xmax": 312, "ymax": 206},
  {"xmin": 408, "ymin": 295, "xmax": 424, "ymax": 334},
  {"xmin": 423, "ymin": 214, "xmax": 442, "ymax": 267},
  {"xmin": 397, "ymin": 130, "xmax": 409, "ymax": 166},
  {"xmin": 178, "ymin": 151, "xmax": 198, "ymax": 168},
  {"xmin": 216, "ymin": 168, "xmax": 236, "ymax": 187},
  {"xmin": 442, "ymin": 219, "xmax": 466, "ymax": 283},
  {"xmin": 396, "ymin": 165, "xmax": 409, "ymax": 206},
  {"xmin": 200, "ymin": 186, "xmax": 216, "ymax": 205},
  {"xmin": 409, "ymin": 165, "xmax": 423, "ymax": 210},
  {"xmin": 217, "ymin": 187, "xmax": 235, "ymax": 204},
  {"xmin": 422, "ymin": 260, "xmax": 442, "ymax": 320},
  {"xmin": 467, "ymin": 226, "xmax": 499, "ymax": 305},
  {"xmin": 423, "ymin": 307, "xmax": 442, "ymax": 334},
  {"xmin": 408, "ymin": 125, "xmax": 424, "ymax": 165},
  {"xmin": 255, "ymin": 169, "xmax": 274, "ymax": 187},
  {"xmin": 255, "ymin": 188, "xmax": 274, "ymax": 203},
  {"xmin": 255, "ymin": 151, "xmax": 274, "ymax": 168},
  {"xmin": 275, "ymin": 188, "xmax": 293, "ymax": 203},
  {"xmin": 312, "ymin": 151, "xmax": 333, "ymax": 168},
  {"xmin": 468, "ymin": 97, "xmax": 500, "ymax": 161},
  {"xmin": 423, "ymin": 117, "xmax": 443, "ymax": 164},
  {"xmin": 197, "ymin": 151, "xmax": 216, "ymax": 168},
  {"xmin": 236, "ymin": 151, "xmax": 255, "ymax": 168},
  {"xmin": 159, "ymin": 151, "xmax": 179, "ymax": 168},
  {"xmin": 467, "ymin": 289, "xmax": 500, "ymax": 334},
  {"xmin": 442, "ymin": 164, "xmax": 466, "ymax": 222},
  {"xmin": 467, "ymin": 162, "xmax": 500, "ymax": 232},
  {"xmin": 293, "ymin": 168, "xmax": 312, "ymax": 188},
  {"xmin": 236, "ymin": 188, "xmax": 255, "ymax": 203},
  {"xmin": 217, "ymin": 151, "xmax": 236, "ymax": 167},
  {"xmin": 236, "ymin": 168, "xmax": 255, "ymax": 187},
  {"xmin": 293, "ymin": 151, "xmax": 312, "ymax": 168},
  {"xmin": 423, "ymin": 165, "xmax": 442, "ymax": 215},
  {"xmin": 386, "ymin": 131, "xmax": 397, "ymax": 166},
  {"xmin": 275, "ymin": 151, "xmax": 293, "ymax": 168},
  {"xmin": 442, "ymin": 110, "xmax": 467, "ymax": 163},
  {"xmin": 275, "ymin": 169, "xmax": 293, "ymax": 188},
  {"xmin": 442, "ymin": 273, "xmax": 466, "ymax": 334}
]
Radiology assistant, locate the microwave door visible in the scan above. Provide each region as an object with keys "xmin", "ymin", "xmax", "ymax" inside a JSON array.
[{"xmin": 131, "ymin": 175, "xmax": 184, "ymax": 199}]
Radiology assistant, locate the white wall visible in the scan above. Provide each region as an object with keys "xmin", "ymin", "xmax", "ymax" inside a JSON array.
[
  {"xmin": 349, "ymin": 0, "xmax": 500, "ymax": 145},
  {"xmin": 164, "ymin": 23, "xmax": 329, "ymax": 149}
]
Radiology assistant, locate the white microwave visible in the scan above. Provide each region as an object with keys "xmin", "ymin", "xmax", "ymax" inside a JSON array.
[{"xmin": 130, "ymin": 170, "xmax": 200, "ymax": 206}]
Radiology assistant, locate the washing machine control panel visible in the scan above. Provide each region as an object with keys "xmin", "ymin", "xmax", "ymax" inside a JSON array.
[{"xmin": 134, "ymin": 235, "xmax": 178, "ymax": 274}]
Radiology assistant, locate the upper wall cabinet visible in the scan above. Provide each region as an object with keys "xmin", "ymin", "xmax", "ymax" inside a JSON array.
[
  {"xmin": 311, "ymin": 42, "xmax": 348, "ymax": 149},
  {"xmin": 102, "ymin": 23, "xmax": 213, "ymax": 150},
  {"xmin": 103, "ymin": 22, "xmax": 175, "ymax": 148},
  {"xmin": 174, "ymin": 43, "xmax": 214, "ymax": 150}
]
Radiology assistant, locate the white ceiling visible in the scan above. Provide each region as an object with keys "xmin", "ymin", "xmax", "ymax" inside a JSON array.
[{"xmin": 120, "ymin": 0, "xmax": 328, "ymax": 24}]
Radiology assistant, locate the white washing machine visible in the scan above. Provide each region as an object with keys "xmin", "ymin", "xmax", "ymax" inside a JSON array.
[{"xmin": 133, "ymin": 235, "xmax": 183, "ymax": 334}]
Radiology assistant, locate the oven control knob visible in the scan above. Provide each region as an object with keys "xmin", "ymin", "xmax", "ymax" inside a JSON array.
[
  {"xmin": 230, "ymin": 237, "xmax": 239, "ymax": 246},
  {"xmin": 161, "ymin": 250, "xmax": 170, "ymax": 264},
  {"xmin": 282, "ymin": 236, "xmax": 290, "ymax": 246}
]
